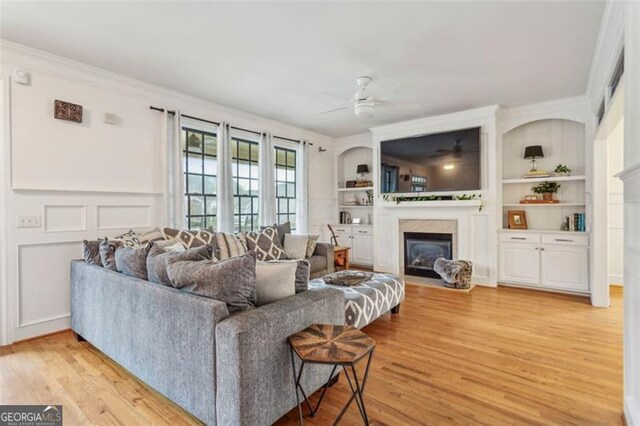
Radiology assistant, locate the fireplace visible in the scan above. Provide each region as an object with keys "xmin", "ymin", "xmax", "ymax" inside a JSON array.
[{"xmin": 403, "ymin": 232, "xmax": 453, "ymax": 278}]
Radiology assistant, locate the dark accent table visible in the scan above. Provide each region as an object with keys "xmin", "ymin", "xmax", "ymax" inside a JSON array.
[{"xmin": 288, "ymin": 324, "xmax": 375, "ymax": 425}]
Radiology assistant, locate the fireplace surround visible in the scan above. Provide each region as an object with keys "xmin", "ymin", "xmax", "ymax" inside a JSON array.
[{"xmin": 398, "ymin": 219, "xmax": 459, "ymax": 280}]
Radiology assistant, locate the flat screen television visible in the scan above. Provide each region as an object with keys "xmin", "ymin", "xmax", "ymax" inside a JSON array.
[{"xmin": 380, "ymin": 127, "xmax": 481, "ymax": 193}]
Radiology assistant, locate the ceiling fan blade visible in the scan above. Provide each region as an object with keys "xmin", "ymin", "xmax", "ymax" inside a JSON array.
[
  {"xmin": 436, "ymin": 148, "xmax": 454, "ymax": 153},
  {"xmin": 375, "ymin": 100, "xmax": 420, "ymax": 110},
  {"xmin": 316, "ymin": 105, "xmax": 350, "ymax": 115},
  {"xmin": 368, "ymin": 78, "xmax": 402, "ymax": 96},
  {"xmin": 320, "ymin": 91, "xmax": 351, "ymax": 101}
]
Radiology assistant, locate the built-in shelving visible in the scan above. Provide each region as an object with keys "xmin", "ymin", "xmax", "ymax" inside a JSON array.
[
  {"xmin": 502, "ymin": 175, "xmax": 586, "ymax": 184},
  {"xmin": 338, "ymin": 205, "xmax": 373, "ymax": 209},
  {"xmin": 502, "ymin": 203, "xmax": 585, "ymax": 207}
]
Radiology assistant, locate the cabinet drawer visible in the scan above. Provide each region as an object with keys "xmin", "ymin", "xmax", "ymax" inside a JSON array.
[
  {"xmin": 333, "ymin": 226, "xmax": 351, "ymax": 234},
  {"xmin": 352, "ymin": 227, "xmax": 372, "ymax": 235},
  {"xmin": 499, "ymin": 232, "xmax": 540, "ymax": 244},
  {"xmin": 541, "ymin": 234, "xmax": 589, "ymax": 246}
]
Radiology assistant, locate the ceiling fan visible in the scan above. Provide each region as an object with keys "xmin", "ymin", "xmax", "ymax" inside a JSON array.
[
  {"xmin": 429, "ymin": 139, "xmax": 478, "ymax": 159},
  {"xmin": 317, "ymin": 76, "xmax": 420, "ymax": 118}
]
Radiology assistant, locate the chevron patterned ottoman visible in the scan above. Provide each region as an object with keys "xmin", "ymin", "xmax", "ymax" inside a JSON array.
[{"xmin": 309, "ymin": 272, "xmax": 405, "ymax": 329}]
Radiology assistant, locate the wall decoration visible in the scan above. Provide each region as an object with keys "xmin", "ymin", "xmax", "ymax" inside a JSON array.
[
  {"xmin": 508, "ymin": 210, "xmax": 528, "ymax": 229},
  {"xmin": 54, "ymin": 100, "xmax": 83, "ymax": 123}
]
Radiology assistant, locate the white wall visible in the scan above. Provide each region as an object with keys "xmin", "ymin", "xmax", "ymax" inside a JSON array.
[
  {"xmin": 0, "ymin": 40, "xmax": 335, "ymax": 345},
  {"xmin": 607, "ymin": 118, "xmax": 624, "ymax": 285}
]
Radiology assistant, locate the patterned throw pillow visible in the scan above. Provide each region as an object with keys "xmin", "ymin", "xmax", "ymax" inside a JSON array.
[
  {"xmin": 115, "ymin": 244, "xmax": 152, "ymax": 280},
  {"xmin": 284, "ymin": 234, "xmax": 308, "ymax": 259},
  {"xmin": 162, "ymin": 227, "xmax": 216, "ymax": 249},
  {"xmin": 216, "ymin": 232, "xmax": 248, "ymax": 260},
  {"xmin": 245, "ymin": 227, "xmax": 287, "ymax": 261},
  {"xmin": 146, "ymin": 242, "xmax": 214, "ymax": 286},
  {"xmin": 305, "ymin": 235, "xmax": 320, "ymax": 258},
  {"xmin": 99, "ymin": 239, "xmax": 123, "ymax": 271},
  {"xmin": 83, "ymin": 240, "xmax": 102, "ymax": 265},
  {"xmin": 262, "ymin": 222, "xmax": 291, "ymax": 246},
  {"xmin": 113, "ymin": 229, "xmax": 143, "ymax": 248},
  {"xmin": 167, "ymin": 251, "xmax": 257, "ymax": 314},
  {"xmin": 139, "ymin": 227, "xmax": 164, "ymax": 243}
]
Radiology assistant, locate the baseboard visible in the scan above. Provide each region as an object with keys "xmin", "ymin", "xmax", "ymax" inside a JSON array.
[
  {"xmin": 625, "ymin": 395, "xmax": 638, "ymax": 426},
  {"xmin": 609, "ymin": 274, "xmax": 624, "ymax": 286}
]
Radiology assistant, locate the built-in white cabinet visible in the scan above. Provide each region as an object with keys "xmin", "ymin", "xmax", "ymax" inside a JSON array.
[
  {"xmin": 499, "ymin": 231, "xmax": 589, "ymax": 293},
  {"xmin": 332, "ymin": 225, "xmax": 373, "ymax": 266}
]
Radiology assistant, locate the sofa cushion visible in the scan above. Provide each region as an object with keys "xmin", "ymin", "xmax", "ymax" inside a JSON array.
[
  {"xmin": 255, "ymin": 262, "xmax": 296, "ymax": 306},
  {"xmin": 283, "ymin": 234, "xmax": 308, "ymax": 259},
  {"xmin": 115, "ymin": 244, "xmax": 152, "ymax": 280},
  {"xmin": 216, "ymin": 232, "xmax": 248, "ymax": 260},
  {"xmin": 147, "ymin": 242, "xmax": 214, "ymax": 286},
  {"xmin": 244, "ymin": 227, "xmax": 286, "ymax": 261},
  {"xmin": 167, "ymin": 251, "xmax": 257, "ymax": 314},
  {"xmin": 83, "ymin": 240, "xmax": 102, "ymax": 265},
  {"xmin": 307, "ymin": 254, "xmax": 327, "ymax": 273},
  {"xmin": 305, "ymin": 235, "xmax": 320, "ymax": 258},
  {"xmin": 162, "ymin": 227, "xmax": 216, "ymax": 249},
  {"xmin": 99, "ymin": 239, "xmax": 123, "ymax": 271}
]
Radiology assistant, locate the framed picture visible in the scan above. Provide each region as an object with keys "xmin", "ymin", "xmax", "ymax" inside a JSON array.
[
  {"xmin": 54, "ymin": 99, "xmax": 83, "ymax": 123},
  {"xmin": 508, "ymin": 210, "xmax": 528, "ymax": 229}
]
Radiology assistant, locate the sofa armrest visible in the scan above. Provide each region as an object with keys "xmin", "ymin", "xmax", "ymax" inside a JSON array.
[
  {"xmin": 313, "ymin": 242, "xmax": 335, "ymax": 273},
  {"xmin": 70, "ymin": 260, "xmax": 229, "ymax": 426},
  {"xmin": 215, "ymin": 288, "xmax": 344, "ymax": 425}
]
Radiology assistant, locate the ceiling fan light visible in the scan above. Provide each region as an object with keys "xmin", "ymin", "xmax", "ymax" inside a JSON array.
[
  {"xmin": 354, "ymin": 103, "xmax": 374, "ymax": 117},
  {"xmin": 443, "ymin": 163, "xmax": 455, "ymax": 170}
]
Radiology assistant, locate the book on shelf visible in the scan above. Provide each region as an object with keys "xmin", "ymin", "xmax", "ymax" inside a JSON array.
[
  {"xmin": 566, "ymin": 213, "xmax": 586, "ymax": 232},
  {"xmin": 524, "ymin": 170, "xmax": 551, "ymax": 178}
]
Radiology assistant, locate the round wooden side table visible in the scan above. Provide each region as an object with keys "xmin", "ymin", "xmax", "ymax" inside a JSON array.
[{"xmin": 288, "ymin": 324, "xmax": 375, "ymax": 425}]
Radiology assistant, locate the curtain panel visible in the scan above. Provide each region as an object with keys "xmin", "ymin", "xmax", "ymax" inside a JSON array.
[
  {"xmin": 297, "ymin": 141, "xmax": 310, "ymax": 234},
  {"xmin": 259, "ymin": 132, "xmax": 276, "ymax": 227},
  {"xmin": 216, "ymin": 122, "xmax": 235, "ymax": 232},
  {"xmin": 163, "ymin": 110, "xmax": 185, "ymax": 228}
]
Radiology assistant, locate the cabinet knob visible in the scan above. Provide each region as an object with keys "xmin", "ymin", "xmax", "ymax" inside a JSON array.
[{"xmin": 540, "ymin": 247, "xmax": 545, "ymax": 251}]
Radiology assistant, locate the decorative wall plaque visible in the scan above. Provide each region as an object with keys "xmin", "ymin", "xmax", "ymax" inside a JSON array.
[{"xmin": 54, "ymin": 99, "xmax": 83, "ymax": 123}]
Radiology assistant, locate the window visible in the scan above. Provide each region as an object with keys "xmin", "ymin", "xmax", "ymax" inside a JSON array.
[
  {"xmin": 182, "ymin": 128, "xmax": 218, "ymax": 230},
  {"xmin": 275, "ymin": 146, "xmax": 297, "ymax": 230},
  {"xmin": 232, "ymin": 137, "xmax": 259, "ymax": 232}
]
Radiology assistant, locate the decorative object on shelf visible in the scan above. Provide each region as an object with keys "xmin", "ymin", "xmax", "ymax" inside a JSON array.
[
  {"xmin": 433, "ymin": 258, "xmax": 473, "ymax": 290},
  {"xmin": 344, "ymin": 194, "xmax": 360, "ymax": 206},
  {"xmin": 524, "ymin": 145, "xmax": 544, "ymax": 172},
  {"xmin": 345, "ymin": 180, "xmax": 357, "ymax": 188},
  {"xmin": 351, "ymin": 218, "xmax": 361, "ymax": 224},
  {"xmin": 520, "ymin": 199, "xmax": 559, "ymax": 204},
  {"xmin": 322, "ymin": 271, "xmax": 374, "ymax": 287},
  {"xmin": 356, "ymin": 164, "xmax": 369, "ymax": 183},
  {"xmin": 524, "ymin": 195, "xmax": 537, "ymax": 201},
  {"xmin": 531, "ymin": 181, "xmax": 561, "ymax": 201},
  {"xmin": 554, "ymin": 164, "xmax": 572, "ymax": 176},
  {"xmin": 507, "ymin": 210, "xmax": 528, "ymax": 229},
  {"xmin": 455, "ymin": 194, "xmax": 485, "ymax": 211},
  {"xmin": 54, "ymin": 99, "xmax": 83, "ymax": 123},
  {"xmin": 365, "ymin": 189, "xmax": 373, "ymax": 206},
  {"xmin": 560, "ymin": 220, "xmax": 570, "ymax": 232}
]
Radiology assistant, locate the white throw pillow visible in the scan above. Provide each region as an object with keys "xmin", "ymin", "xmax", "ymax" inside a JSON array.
[
  {"xmin": 284, "ymin": 234, "xmax": 309, "ymax": 259},
  {"xmin": 255, "ymin": 261, "xmax": 296, "ymax": 306}
]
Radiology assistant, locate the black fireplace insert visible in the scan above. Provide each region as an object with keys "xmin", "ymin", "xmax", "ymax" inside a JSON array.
[{"xmin": 404, "ymin": 232, "xmax": 453, "ymax": 278}]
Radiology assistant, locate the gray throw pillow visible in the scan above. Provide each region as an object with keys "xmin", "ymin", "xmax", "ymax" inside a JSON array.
[
  {"xmin": 305, "ymin": 235, "xmax": 320, "ymax": 258},
  {"xmin": 146, "ymin": 242, "xmax": 214, "ymax": 286},
  {"xmin": 166, "ymin": 251, "xmax": 257, "ymax": 314},
  {"xmin": 83, "ymin": 240, "xmax": 102, "ymax": 265},
  {"xmin": 115, "ymin": 244, "xmax": 152, "ymax": 280},
  {"xmin": 245, "ymin": 227, "xmax": 287, "ymax": 261},
  {"xmin": 99, "ymin": 239, "xmax": 123, "ymax": 271},
  {"xmin": 255, "ymin": 261, "xmax": 296, "ymax": 306}
]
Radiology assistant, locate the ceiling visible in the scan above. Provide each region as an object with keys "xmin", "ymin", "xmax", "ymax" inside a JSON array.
[{"xmin": 0, "ymin": 2, "xmax": 604, "ymax": 138}]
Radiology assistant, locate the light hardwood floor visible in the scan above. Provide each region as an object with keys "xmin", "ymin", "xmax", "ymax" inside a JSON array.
[{"xmin": 0, "ymin": 284, "xmax": 623, "ymax": 425}]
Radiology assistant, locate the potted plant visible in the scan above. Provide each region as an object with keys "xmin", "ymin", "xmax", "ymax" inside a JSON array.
[
  {"xmin": 554, "ymin": 164, "xmax": 572, "ymax": 176},
  {"xmin": 532, "ymin": 181, "xmax": 561, "ymax": 201}
]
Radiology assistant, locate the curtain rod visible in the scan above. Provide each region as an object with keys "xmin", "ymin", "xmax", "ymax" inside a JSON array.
[
  {"xmin": 149, "ymin": 106, "xmax": 219, "ymax": 127},
  {"xmin": 150, "ymin": 106, "xmax": 313, "ymax": 146}
]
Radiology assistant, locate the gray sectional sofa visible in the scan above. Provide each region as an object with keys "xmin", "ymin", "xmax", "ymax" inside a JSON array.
[
  {"xmin": 70, "ymin": 260, "xmax": 345, "ymax": 425},
  {"xmin": 308, "ymin": 242, "xmax": 335, "ymax": 279}
]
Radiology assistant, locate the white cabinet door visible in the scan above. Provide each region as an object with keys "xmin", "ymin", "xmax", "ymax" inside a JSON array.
[
  {"xmin": 499, "ymin": 243, "xmax": 540, "ymax": 285},
  {"xmin": 351, "ymin": 235, "xmax": 373, "ymax": 266},
  {"xmin": 336, "ymin": 234, "xmax": 352, "ymax": 249},
  {"xmin": 540, "ymin": 245, "xmax": 589, "ymax": 291}
]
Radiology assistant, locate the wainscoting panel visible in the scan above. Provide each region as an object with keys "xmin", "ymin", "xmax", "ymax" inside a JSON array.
[
  {"xmin": 471, "ymin": 214, "xmax": 491, "ymax": 282},
  {"xmin": 43, "ymin": 204, "xmax": 87, "ymax": 233},
  {"xmin": 18, "ymin": 240, "xmax": 82, "ymax": 327},
  {"xmin": 97, "ymin": 204, "xmax": 152, "ymax": 230}
]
